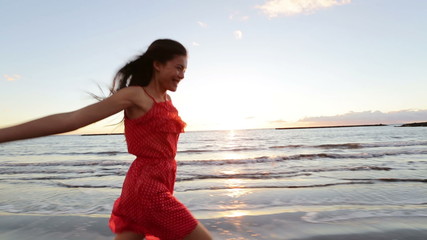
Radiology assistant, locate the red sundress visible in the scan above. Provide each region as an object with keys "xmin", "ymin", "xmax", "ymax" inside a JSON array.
[{"xmin": 109, "ymin": 88, "xmax": 198, "ymax": 240}]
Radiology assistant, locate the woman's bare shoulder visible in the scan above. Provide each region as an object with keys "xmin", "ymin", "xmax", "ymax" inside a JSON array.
[
  {"xmin": 112, "ymin": 86, "xmax": 147, "ymax": 105},
  {"xmin": 118, "ymin": 86, "xmax": 153, "ymax": 119},
  {"xmin": 116, "ymin": 85, "xmax": 142, "ymax": 95}
]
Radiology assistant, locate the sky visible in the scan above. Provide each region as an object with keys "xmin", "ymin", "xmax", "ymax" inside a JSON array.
[{"xmin": 1, "ymin": 0, "xmax": 427, "ymax": 133}]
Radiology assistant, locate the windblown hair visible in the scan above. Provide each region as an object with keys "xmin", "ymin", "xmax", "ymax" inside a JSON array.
[{"xmin": 111, "ymin": 39, "xmax": 187, "ymax": 93}]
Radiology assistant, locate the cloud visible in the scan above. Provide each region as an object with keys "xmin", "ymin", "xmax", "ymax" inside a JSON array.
[
  {"xmin": 256, "ymin": 0, "xmax": 351, "ymax": 17},
  {"xmin": 269, "ymin": 119, "xmax": 288, "ymax": 124},
  {"xmin": 192, "ymin": 41, "xmax": 200, "ymax": 46},
  {"xmin": 297, "ymin": 110, "xmax": 427, "ymax": 125},
  {"xmin": 197, "ymin": 21, "xmax": 208, "ymax": 28},
  {"xmin": 229, "ymin": 12, "xmax": 250, "ymax": 21},
  {"xmin": 3, "ymin": 74, "xmax": 21, "ymax": 81},
  {"xmin": 233, "ymin": 30, "xmax": 243, "ymax": 40}
]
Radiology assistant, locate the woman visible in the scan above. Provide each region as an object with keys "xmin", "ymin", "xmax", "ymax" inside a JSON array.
[{"xmin": 0, "ymin": 39, "xmax": 213, "ymax": 240}]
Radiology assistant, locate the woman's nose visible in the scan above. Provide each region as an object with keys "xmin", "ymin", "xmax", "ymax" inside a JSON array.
[{"xmin": 178, "ymin": 71, "xmax": 185, "ymax": 79}]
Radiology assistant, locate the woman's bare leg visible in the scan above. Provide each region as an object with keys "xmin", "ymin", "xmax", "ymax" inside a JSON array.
[
  {"xmin": 184, "ymin": 222, "xmax": 213, "ymax": 240},
  {"xmin": 113, "ymin": 223, "xmax": 211, "ymax": 240},
  {"xmin": 114, "ymin": 231, "xmax": 145, "ymax": 240}
]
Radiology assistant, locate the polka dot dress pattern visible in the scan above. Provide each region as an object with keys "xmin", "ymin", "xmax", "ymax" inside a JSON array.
[{"xmin": 109, "ymin": 96, "xmax": 197, "ymax": 240}]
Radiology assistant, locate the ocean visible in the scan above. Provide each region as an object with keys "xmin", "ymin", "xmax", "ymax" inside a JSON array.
[{"xmin": 0, "ymin": 125, "xmax": 426, "ymax": 239}]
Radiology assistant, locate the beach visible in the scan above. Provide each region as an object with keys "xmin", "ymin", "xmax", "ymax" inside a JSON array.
[
  {"xmin": 1, "ymin": 127, "xmax": 426, "ymax": 239},
  {"xmin": 1, "ymin": 213, "xmax": 426, "ymax": 240}
]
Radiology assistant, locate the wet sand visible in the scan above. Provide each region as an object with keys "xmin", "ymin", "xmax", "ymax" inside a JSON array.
[{"xmin": 1, "ymin": 213, "xmax": 426, "ymax": 240}]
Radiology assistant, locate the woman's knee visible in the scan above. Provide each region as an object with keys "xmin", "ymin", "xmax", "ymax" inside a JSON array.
[
  {"xmin": 184, "ymin": 222, "xmax": 213, "ymax": 240},
  {"xmin": 114, "ymin": 231, "xmax": 145, "ymax": 240}
]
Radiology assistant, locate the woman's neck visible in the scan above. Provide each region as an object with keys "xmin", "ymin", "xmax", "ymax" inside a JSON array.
[{"xmin": 144, "ymin": 84, "xmax": 167, "ymax": 102}]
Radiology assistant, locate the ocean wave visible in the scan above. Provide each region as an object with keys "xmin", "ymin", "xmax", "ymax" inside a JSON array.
[
  {"xmin": 2, "ymin": 149, "xmax": 426, "ymax": 183},
  {"xmin": 177, "ymin": 172, "xmax": 312, "ymax": 181},
  {"xmin": 178, "ymin": 149, "xmax": 213, "ymax": 153},
  {"xmin": 179, "ymin": 178, "xmax": 427, "ymax": 192},
  {"xmin": 0, "ymin": 160, "xmax": 131, "ymax": 168},
  {"xmin": 269, "ymin": 141, "xmax": 427, "ymax": 150},
  {"xmin": 1, "ymin": 165, "xmax": 393, "ymax": 181},
  {"xmin": 2, "ymin": 176, "xmax": 83, "ymax": 181},
  {"xmin": 0, "ymin": 150, "xmax": 127, "ymax": 157},
  {"xmin": 4, "ymin": 176, "xmax": 426, "ymax": 191},
  {"xmin": 21, "ymin": 179, "xmax": 387, "ymax": 191},
  {"xmin": 1, "ymin": 172, "xmax": 120, "ymax": 181},
  {"xmin": 177, "ymin": 166, "xmax": 391, "ymax": 182},
  {"xmin": 0, "ymin": 169, "xmax": 94, "ymax": 175},
  {"xmin": 180, "ymin": 181, "xmax": 376, "ymax": 192},
  {"xmin": 341, "ymin": 178, "xmax": 427, "ymax": 183},
  {"xmin": 178, "ymin": 149, "xmax": 427, "ymax": 166},
  {"xmin": 55, "ymin": 182, "xmax": 121, "ymax": 189},
  {"xmin": 178, "ymin": 146, "xmax": 262, "ymax": 154},
  {"xmin": 316, "ymin": 143, "xmax": 362, "ymax": 149},
  {"xmin": 360, "ymin": 141, "xmax": 427, "ymax": 148},
  {"xmin": 269, "ymin": 145, "xmax": 303, "ymax": 149},
  {"xmin": 4, "ymin": 147, "xmax": 425, "ymax": 169}
]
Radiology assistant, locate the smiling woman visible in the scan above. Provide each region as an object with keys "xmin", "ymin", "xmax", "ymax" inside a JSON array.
[{"xmin": 0, "ymin": 39, "xmax": 213, "ymax": 240}]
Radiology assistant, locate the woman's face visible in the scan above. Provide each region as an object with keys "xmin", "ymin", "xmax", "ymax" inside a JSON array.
[{"xmin": 154, "ymin": 55, "xmax": 187, "ymax": 92}]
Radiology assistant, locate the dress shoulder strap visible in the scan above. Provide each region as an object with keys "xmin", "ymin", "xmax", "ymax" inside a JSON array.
[{"xmin": 142, "ymin": 87, "xmax": 157, "ymax": 103}]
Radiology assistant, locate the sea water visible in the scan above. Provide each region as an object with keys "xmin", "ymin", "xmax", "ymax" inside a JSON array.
[{"xmin": 0, "ymin": 126, "xmax": 426, "ymax": 223}]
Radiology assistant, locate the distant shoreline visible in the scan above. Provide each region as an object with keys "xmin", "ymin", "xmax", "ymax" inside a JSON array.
[
  {"xmin": 79, "ymin": 122, "xmax": 426, "ymax": 136},
  {"xmin": 81, "ymin": 133, "xmax": 123, "ymax": 136},
  {"xmin": 276, "ymin": 124, "xmax": 386, "ymax": 130},
  {"xmin": 399, "ymin": 122, "xmax": 427, "ymax": 127}
]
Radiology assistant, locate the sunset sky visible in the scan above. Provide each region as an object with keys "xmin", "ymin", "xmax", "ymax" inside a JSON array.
[{"xmin": 1, "ymin": 0, "xmax": 426, "ymax": 133}]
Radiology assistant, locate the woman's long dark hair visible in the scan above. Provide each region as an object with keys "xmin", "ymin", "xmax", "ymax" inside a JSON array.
[{"xmin": 111, "ymin": 39, "xmax": 187, "ymax": 93}]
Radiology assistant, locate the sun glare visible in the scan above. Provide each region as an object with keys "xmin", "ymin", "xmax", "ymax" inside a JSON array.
[
  {"xmin": 217, "ymin": 118, "xmax": 249, "ymax": 131},
  {"xmin": 221, "ymin": 170, "xmax": 238, "ymax": 175},
  {"xmin": 225, "ymin": 210, "xmax": 249, "ymax": 218},
  {"xmin": 225, "ymin": 178, "xmax": 244, "ymax": 188},
  {"xmin": 226, "ymin": 188, "xmax": 251, "ymax": 198}
]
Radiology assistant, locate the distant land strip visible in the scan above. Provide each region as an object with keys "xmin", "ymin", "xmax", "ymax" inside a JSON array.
[
  {"xmin": 79, "ymin": 122, "xmax": 426, "ymax": 135},
  {"xmin": 399, "ymin": 122, "xmax": 427, "ymax": 127},
  {"xmin": 81, "ymin": 133, "xmax": 124, "ymax": 136},
  {"xmin": 275, "ymin": 124, "xmax": 386, "ymax": 130}
]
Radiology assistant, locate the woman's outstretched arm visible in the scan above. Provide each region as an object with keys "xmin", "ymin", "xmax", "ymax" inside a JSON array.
[{"xmin": 0, "ymin": 87, "xmax": 138, "ymax": 143}]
